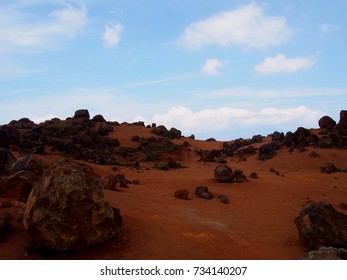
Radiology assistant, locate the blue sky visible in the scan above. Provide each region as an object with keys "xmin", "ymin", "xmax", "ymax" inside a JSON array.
[{"xmin": 1, "ymin": 0, "xmax": 346, "ymax": 140}]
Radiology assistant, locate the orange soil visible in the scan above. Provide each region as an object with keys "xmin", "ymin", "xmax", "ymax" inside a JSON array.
[{"xmin": 1, "ymin": 124, "xmax": 347, "ymax": 260}]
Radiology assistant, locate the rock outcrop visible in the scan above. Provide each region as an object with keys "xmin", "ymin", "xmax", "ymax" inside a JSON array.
[
  {"xmin": 23, "ymin": 159, "xmax": 123, "ymax": 251},
  {"xmin": 295, "ymin": 202, "xmax": 347, "ymax": 249}
]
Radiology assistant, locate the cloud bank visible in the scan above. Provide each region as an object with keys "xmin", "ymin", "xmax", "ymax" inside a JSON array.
[{"xmin": 178, "ymin": 3, "xmax": 291, "ymax": 50}]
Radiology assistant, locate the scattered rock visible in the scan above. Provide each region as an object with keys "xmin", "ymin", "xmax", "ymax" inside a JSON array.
[
  {"xmin": 73, "ymin": 109, "xmax": 90, "ymax": 119},
  {"xmin": 300, "ymin": 247, "xmax": 347, "ymax": 260},
  {"xmin": 249, "ymin": 172, "xmax": 258, "ymax": 179},
  {"xmin": 174, "ymin": 189, "xmax": 189, "ymax": 200},
  {"xmin": 214, "ymin": 165, "xmax": 234, "ymax": 183},
  {"xmin": 271, "ymin": 131, "xmax": 284, "ymax": 142},
  {"xmin": 206, "ymin": 138, "xmax": 216, "ymax": 142},
  {"xmin": 200, "ymin": 150, "xmax": 221, "ymax": 162},
  {"xmin": 269, "ymin": 167, "xmax": 276, "ymax": 172},
  {"xmin": 92, "ymin": 114, "xmax": 106, "ymax": 122},
  {"xmin": 218, "ymin": 195, "xmax": 229, "ymax": 204},
  {"xmin": 167, "ymin": 158, "xmax": 181, "ymax": 169},
  {"xmin": 295, "ymin": 201, "xmax": 347, "ymax": 249},
  {"xmin": 232, "ymin": 169, "xmax": 247, "ymax": 183},
  {"xmin": 195, "ymin": 186, "xmax": 212, "ymax": 200},
  {"xmin": 258, "ymin": 142, "xmax": 281, "ymax": 160},
  {"xmin": 320, "ymin": 163, "xmax": 338, "ymax": 174},
  {"xmin": 102, "ymin": 174, "xmax": 129, "ymax": 190},
  {"xmin": 251, "ymin": 134, "xmax": 263, "ymax": 143},
  {"xmin": 309, "ymin": 151, "xmax": 320, "ymax": 158},
  {"xmin": 23, "ymin": 159, "xmax": 123, "ymax": 251}
]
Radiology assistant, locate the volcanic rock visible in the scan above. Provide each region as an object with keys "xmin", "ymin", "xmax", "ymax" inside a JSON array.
[
  {"xmin": 217, "ymin": 195, "xmax": 229, "ymax": 204},
  {"xmin": 249, "ymin": 172, "xmax": 258, "ymax": 179},
  {"xmin": 0, "ymin": 148, "xmax": 16, "ymax": 174},
  {"xmin": 271, "ymin": 131, "xmax": 284, "ymax": 142},
  {"xmin": 23, "ymin": 159, "xmax": 123, "ymax": 251},
  {"xmin": 295, "ymin": 201, "xmax": 347, "ymax": 249},
  {"xmin": 318, "ymin": 116, "xmax": 336, "ymax": 130},
  {"xmin": 232, "ymin": 169, "xmax": 247, "ymax": 183},
  {"xmin": 200, "ymin": 150, "xmax": 221, "ymax": 162},
  {"xmin": 336, "ymin": 110, "xmax": 347, "ymax": 129},
  {"xmin": 174, "ymin": 189, "xmax": 189, "ymax": 200},
  {"xmin": 92, "ymin": 114, "xmax": 106, "ymax": 122},
  {"xmin": 301, "ymin": 247, "xmax": 347, "ymax": 260},
  {"xmin": 11, "ymin": 155, "xmax": 44, "ymax": 175},
  {"xmin": 73, "ymin": 109, "xmax": 90, "ymax": 119},
  {"xmin": 258, "ymin": 142, "xmax": 281, "ymax": 160},
  {"xmin": 195, "ymin": 186, "xmax": 211, "ymax": 200},
  {"xmin": 320, "ymin": 163, "xmax": 338, "ymax": 174},
  {"xmin": 214, "ymin": 164, "xmax": 234, "ymax": 182}
]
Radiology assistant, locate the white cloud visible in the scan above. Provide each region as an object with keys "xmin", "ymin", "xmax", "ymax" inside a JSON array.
[
  {"xmin": 0, "ymin": 4, "xmax": 88, "ymax": 53},
  {"xmin": 150, "ymin": 106, "xmax": 322, "ymax": 135},
  {"xmin": 202, "ymin": 59, "xmax": 227, "ymax": 76},
  {"xmin": 177, "ymin": 2, "xmax": 291, "ymax": 50},
  {"xmin": 319, "ymin": 23, "xmax": 340, "ymax": 33},
  {"xmin": 102, "ymin": 23, "xmax": 123, "ymax": 48},
  {"xmin": 255, "ymin": 54, "xmax": 316, "ymax": 74}
]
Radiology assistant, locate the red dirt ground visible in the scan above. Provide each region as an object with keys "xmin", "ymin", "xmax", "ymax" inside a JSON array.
[{"xmin": 1, "ymin": 124, "xmax": 347, "ymax": 260}]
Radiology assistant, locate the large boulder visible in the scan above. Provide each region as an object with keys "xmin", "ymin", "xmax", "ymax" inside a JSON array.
[
  {"xmin": 73, "ymin": 109, "xmax": 90, "ymax": 119},
  {"xmin": 318, "ymin": 116, "xmax": 336, "ymax": 130},
  {"xmin": 23, "ymin": 159, "xmax": 123, "ymax": 251},
  {"xmin": 295, "ymin": 202, "xmax": 347, "ymax": 249},
  {"xmin": 214, "ymin": 164, "xmax": 234, "ymax": 182}
]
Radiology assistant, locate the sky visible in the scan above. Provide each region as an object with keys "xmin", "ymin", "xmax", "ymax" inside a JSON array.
[{"xmin": 1, "ymin": 0, "xmax": 346, "ymax": 140}]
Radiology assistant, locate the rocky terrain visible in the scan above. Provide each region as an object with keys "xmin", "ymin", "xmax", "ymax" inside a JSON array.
[{"xmin": 1, "ymin": 109, "xmax": 347, "ymax": 260}]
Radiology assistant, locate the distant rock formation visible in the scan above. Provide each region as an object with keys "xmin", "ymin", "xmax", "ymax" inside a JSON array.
[
  {"xmin": 295, "ymin": 201, "xmax": 347, "ymax": 249},
  {"xmin": 73, "ymin": 109, "xmax": 90, "ymax": 119},
  {"xmin": 23, "ymin": 159, "xmax": 123, "ymax": 251},
  {"xmin": 318, "ymin": 115, "xmax": 336, "ymax": 130}
]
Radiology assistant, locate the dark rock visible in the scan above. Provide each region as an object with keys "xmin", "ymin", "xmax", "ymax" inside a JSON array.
[
  {"xmin": 169, "ymin": 127, "xmax": 181, "ymax": 139},
  {"xmin": 258, "ymin": 142, "xmax": 281, "ymax": 160},
  {"xmin": 102, "ymin": 174, "xmax": 129, "ymax": 190},
  {"xmin": 188, "ymin": 134, "xmax": 195, "ymax": 140},
  {"xmin": 336, "ymin": 110, "xmax": 347, "ymax": 129},
  {"xmin": 0, "ymin": 148, "xmax": 16, "ymax": 173},
  {"xmin": 11, "ymin": 155, "xmax": 44, "ymax": 175},
  {"xmin": 92, "ymin": 114, "xmax": 106, "ymax": 122},
  {"xmin": 200, "ymin": 150, "xmax": 221, "ymax": 162},
  {"xmin": 232, "ymin": 169, "xmax": 247, "ymax": 183},
  {"xmin": 320, "ymin": 163, "xmax": 338, "ymax": 174},
  {"xmin": 318, "ymin": 135, "xmax": 335, "ymax": 148},
  {"xmin": 272, "ymin": 131, "xmax": 284, "ymax": 142},
  {"xmin": 131, "ymin": 135, "xmax": 140, "ymax": 142},
  {"xmin": 73, "ymin": 109, "xmax": 90, "ymax": 119},
  {"xmin": 195, "ymin": 186, "xmax": 211, "ymax": 199},
  {"xmin": 235, "ymin": 146, "xmax": 257, "ymax": 158},
  {"xmin": 23, "ymin": 159, "xmax": 123, "ymax": 251},
  {"xmin": 249, "ymin": 172, "xmax": 258, "ymax": 179},
  {"xmin": 151, "ymin": 123, "xmax": 156, "ymax": 128},
  {"xmin": 295, "ymin": 201, "xmax": 347, "ymax": 249},
  {"xmin": 9, "ymin": 118, "xmax": 36, "ymax": 129},
  {"xmin": 174, "ymin": 189, "xmax": 189, "ymax": 200},
  {"xmin": 340, "ymin": 203, "xmax": 347, "ymax": 210},
  {"xmin": 309, "ymin": 151, "xmax": 320, "ymax": 158},
  {"xmin": 301, "ymin": 247, "xmax": 347, "ymax": 260},
  {"xmin": 167, "ymin": 158, "xmax": 181, "ymax": 169},
  {"xmin": 251, "ymin": 135, "xmax": 263, "ymax": 143},
  {"xmin": 214, "ymin": 165, "xmax": 233, "ymax": 183},
  {"xmin": 0, "ymin": 215, "xmax": 12, "ymax": 242},
  {"xmin": 206, "ymin": 138, "xmax": 216, "ymax": 142},
  {"xmin": 319, "ymin": 116, "xmax": 336, "ymax": 130},
  {"xmin": 218, "ymin": 195, "xmax": 229, "ymax": 204}
]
